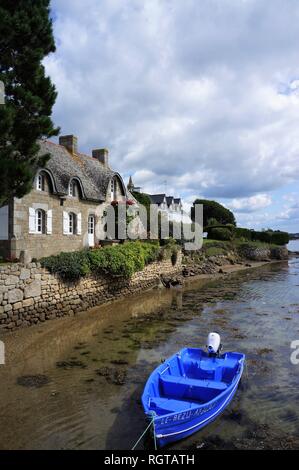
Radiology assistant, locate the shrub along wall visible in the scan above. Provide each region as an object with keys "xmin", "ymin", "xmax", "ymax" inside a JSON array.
[
  {"xmin": 208, "ymin": 225, "xmax": 289, "ymax": 245},
  {"xmin": 0, "ymin": 250, "xmax": 182, "ymax": 332},
  {"xmin": 40, "ymin": 241, "xmax": 162, "ymax": 280}
]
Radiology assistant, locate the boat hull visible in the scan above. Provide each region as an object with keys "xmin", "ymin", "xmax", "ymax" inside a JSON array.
[
  {"xmin": 142, "ymin": 347, "xmax": 245, "ymax": 448},
  {"xmin": 154, "ymin": 374, "xmax": 241, "ymax": 447}
]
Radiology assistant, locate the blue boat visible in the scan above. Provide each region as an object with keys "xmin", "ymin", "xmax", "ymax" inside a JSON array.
[{"xmin": 141, "ymin": 346, "xmax": 245, "ymax": 447}]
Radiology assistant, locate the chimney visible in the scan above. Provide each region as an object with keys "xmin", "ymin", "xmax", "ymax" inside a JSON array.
[
  {"xmin": 59, "ymin": 135, "xmax": 78, "ymax": 154},
  {"xmin": 92, "ymin": 148, "xmax": 109, "ymax": 167}
]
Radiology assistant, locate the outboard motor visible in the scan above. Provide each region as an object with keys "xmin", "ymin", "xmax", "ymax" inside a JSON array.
[{"xmin": 207, "ymin": 332, "xmax": 222, "ymax": 357}]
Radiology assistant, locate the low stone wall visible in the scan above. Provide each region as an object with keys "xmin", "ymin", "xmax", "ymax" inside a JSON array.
[
  {"xmin": 0, "ymin": 253, "xmax": 182, "ymax": 332},
  {"xmin": 237, "ymin": 244, "xmax": 289, "ymax": 261}
]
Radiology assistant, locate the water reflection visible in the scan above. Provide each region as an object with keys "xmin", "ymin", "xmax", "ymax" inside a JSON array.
[{"xmin": 0, "ymin": 259, "xmax": 298, "ymax": 449}]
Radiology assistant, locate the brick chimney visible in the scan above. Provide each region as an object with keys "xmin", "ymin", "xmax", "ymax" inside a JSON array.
[
  {"xmin": 59, "ymin": 135, "xmax": 78, "ymax": 154},
  {"xmin": 92, "ymin": 148, "xmax": 109, "ymax": 167}
]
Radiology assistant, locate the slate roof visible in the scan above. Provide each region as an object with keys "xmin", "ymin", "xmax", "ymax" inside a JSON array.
[
  {"xmin": 38, "ymin": 140, "xmax": 126, "ymax": 202},
  {"xmin": 148, "ymin": 194, "xmax": 166, "ymax": 205},
  {"xmin": 166, "ymin": 196, "xmax": 174, "ymax": 207},
  {"xmin": 148, "ymin": 194, "xmax": 182, "ymax": 207}
]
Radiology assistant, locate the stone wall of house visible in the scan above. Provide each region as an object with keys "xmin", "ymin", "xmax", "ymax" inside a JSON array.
[
  {"xmin": 0, "ymin": 252, "xmax": 182, "ymax": 332},
  {"xmin": 13, "ymin": 188, "xmax": 100, "ymax": 262},
  {"xmin": 10, "ymin": 173, "xmax": 126, "ymax": 262}
]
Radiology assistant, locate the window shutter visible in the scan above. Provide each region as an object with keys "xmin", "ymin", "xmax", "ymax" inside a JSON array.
[
  {"xmin": 29, "ymin": 208, "xmax": 36, "ymax": 233},
  {"xmin": 63, "ymin": 211, "xmax": 69, "ymax": 234},
  {"xmin": 77, "ymin": 213, "xmax": 82, "ymax": 235},
  {"xmin": 47, "ymin": 210, "xmax": 53, "ymax": 234}
]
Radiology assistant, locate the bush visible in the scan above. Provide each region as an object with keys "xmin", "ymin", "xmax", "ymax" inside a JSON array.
[
  {"xmin": 270, "ymin": 231, "xmax": 289, "ymax": 245},
  {"xmin": 191, "ymin": 199, "xmax": 236, "ymax": 227},
  {"xmin": 234, "ymin": 227, "xmax": 289, "ymax": 245},
  {"xmin": 41, "ymin": 250, "xmax": 91, "ymax": 281},
  {"xmin": 41, "ymin": 241, "xmax": 161, "ymax": 280},
  {"xmin": 88, "ymin": 241, "xmax": 161, "ymax": 278},
  {"xmin": 208, "ymin": 227, "xmax": 233, "ymax": 241},
  {"xmin": 159, "ymin": 238, "xmax": 179, "ymax": 261},
  {"xmin": 131, "ymin": 191, "xmax": 152, "ymax": 232},
  {"xmin": 234, "ymin": 227, "xmax": 253, "ymax": 241}
]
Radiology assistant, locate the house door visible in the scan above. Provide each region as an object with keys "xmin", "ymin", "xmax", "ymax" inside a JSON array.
[{"xmin": 88, "ymin": 215, "xmax": 95, "ymax": 247}]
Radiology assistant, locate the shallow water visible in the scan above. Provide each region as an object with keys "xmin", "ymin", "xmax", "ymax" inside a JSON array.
[
  {"xmin": 0, "ymin": 258, "xmax": 299, "ymax": 450},
  {"xmin": 288, "ymin": 239, "xmax": 299, "ymax": 252}
]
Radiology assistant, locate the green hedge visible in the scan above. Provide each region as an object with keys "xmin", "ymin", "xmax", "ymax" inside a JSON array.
[
  {"xmin": 40, "ymin": 251, "xmax": 91, "ymax": 280},
  {"xmin": 234, "ymin": 227, "xmax": 253, "ymax": 241},
  {"xmin": 41, "ymin": 241, "xmax": 161, "ymax": 281},
  {"xmin": 234, "ymin": 228, "xmax": 289, "ymax": 245},
  {"xmin": 208, "ymin": 227, "xmax": 233, "ymax": 241},
  {"xmin": 207, "ymin": 225, "xmax": 289, "ymax": 246}
]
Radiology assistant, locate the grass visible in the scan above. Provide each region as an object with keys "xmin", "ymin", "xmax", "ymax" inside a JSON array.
[
  {"xmin": 204, "ymin": 246, "xmax": 227, "ymax": 257},
  {"xmin": 234, "ymin": 239, "xmax": 280, "ymax": 249}
]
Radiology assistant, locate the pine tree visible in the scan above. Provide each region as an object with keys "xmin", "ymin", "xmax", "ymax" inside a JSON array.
[{"xmin": 0, "ymin": 0, "xmax": 59, "ymax": 205}]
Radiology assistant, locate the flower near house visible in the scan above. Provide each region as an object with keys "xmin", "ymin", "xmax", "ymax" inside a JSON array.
[{"xmin": 111, "ymin": 199, "xmax": 135, "ymax": 206}]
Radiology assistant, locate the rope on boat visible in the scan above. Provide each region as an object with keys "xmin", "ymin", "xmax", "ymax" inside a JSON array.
[
  {"xmin": 131, "ymin": 412, "xmax": 157, "ymax": 450},
  {"xmin": 132, "ymin": 361, "xmax": 247, "ymax": 450}
]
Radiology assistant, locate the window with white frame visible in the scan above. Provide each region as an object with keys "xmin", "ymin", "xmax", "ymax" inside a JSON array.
[
  {"xmin": 35, "ymin": 209, "xmax": 46, "ymax": 234},
  {"xmin": 69, "ymin": 180, "xmax": 77, "ymax": 197},
  {"xmin": 88, "ymin": 215, "xmax": 95, "ymax": 234},
  {"xmin": 110, "ymin": 178, "xmax": 117, "ymax": 200},
  {"xmin": 29, "ymin": 208, "xmax": 52, "ymax": 234},
  {"xmin": 69, "ymin": 212, "xmax": 77, "ymax": 234},
  {"xmin": 37, "ymin": 173, "xmax": 45, "ymax": 191},
  {"xmin": 63, "ymin": 211, "xmax": 81, "ymax": 235}
]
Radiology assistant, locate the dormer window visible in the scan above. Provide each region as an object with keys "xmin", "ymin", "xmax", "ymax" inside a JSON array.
[
  {"xmin": 69, "ymin": 180, "xmax": 77, "ymax": 197},
  {"xmin": 37, "ymin": 173, "xmax": 45, "ymax": 191},
  {"xmin": 110, "ymin": 178, "xmax": 117, "ymax": 200}
]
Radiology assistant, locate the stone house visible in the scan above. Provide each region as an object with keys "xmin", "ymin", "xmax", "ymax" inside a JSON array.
[{"xmin": 0, "ymin": 135, "xmax": 135, "ymax": 262}]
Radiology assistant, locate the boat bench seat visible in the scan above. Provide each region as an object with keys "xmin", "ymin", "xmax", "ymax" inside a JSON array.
[
  {"xmin": 160, "ymin": 374, "xmax": 228, "ymax": 402},
  {"xmin": 149, "ymin": 397, "xmax": 198, "ymax": 414}
]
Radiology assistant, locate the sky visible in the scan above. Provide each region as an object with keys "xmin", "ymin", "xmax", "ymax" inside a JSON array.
[{"xmin": 45, "ymin": 0, "xmax": 299, "ymax": 233}]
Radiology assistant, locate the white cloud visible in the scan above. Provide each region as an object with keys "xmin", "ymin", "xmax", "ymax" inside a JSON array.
[
  {"xmin": 46, "ymin": 0, "xmax": 299, "ymax": 230},
  {"xmin": 277, "ymin": 202, "xmax": 299, "ymax": 221},
  {"xmin": 228, "ymin": 194, "xmax": 272, "ymax": 213}
]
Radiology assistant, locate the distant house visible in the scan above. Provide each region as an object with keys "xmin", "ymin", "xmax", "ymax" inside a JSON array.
[
  {"xmin": 173, "ymin": 198, "xmax": 183, "ymax": 213},
  {"xmin": 148, "ymin": 194, "xmax": 167, "ymax": 211},
  {"xmin": 0, "ymin": 134, "xmax": 137, "ymax": 262},
  {"xmin": 148, "ymin": 194, "xmax": 183, "ymax": 219}
]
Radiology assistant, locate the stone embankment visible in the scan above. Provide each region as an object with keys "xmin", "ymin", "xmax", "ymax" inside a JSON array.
[
  {"xmin": 0, "ymin": 243, "xmax": 289, "ymax": 332},
  {"xmin": 0, "ymin": 253, "xmax": 182, "ymax": 332},
  {"xmin": 181, "ymin": 244, "xmax": 288, "ymax": 277},
  {"xmin": 237, "ymin": 244, "xmax": 288, "ymax": 261}
]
